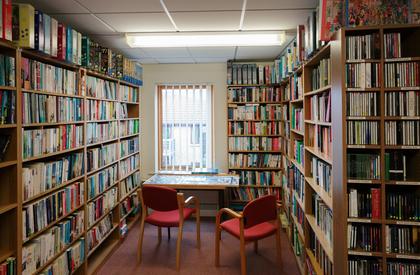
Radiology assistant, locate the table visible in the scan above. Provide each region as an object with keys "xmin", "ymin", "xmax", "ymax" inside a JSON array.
[{"xmin": 142, "ymin": 174, "xmax": 239, "ymax": 209}]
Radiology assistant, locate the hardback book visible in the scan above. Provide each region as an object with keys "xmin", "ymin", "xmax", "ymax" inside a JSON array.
[
  {"xmin": 2, "ymin": 0, "xmax": 12, "ymax": 41},
  {"xmin": 72, "ymin": 29, "xmax": 77, "ymax": 64},
  {"xmin": 50, "ymin": 17, "xmax": 57, "ymax": 57},
  {"xmin": 12, "ymin": 3, "xmax": 34, "ymax": 48},
  {"xmin": 77, "ymin": 31, "xmax": 82, "ymax": 65},
  {"xmin": 81, "ymin": 35, "xmax": 90, "ymax": 67},
  {"xmin": 34, "ymin": 9, "xmax": 44, "ymax": 51},
  {"xmin": 100, "ymin": 46, "xmax": 109, "ymax": 74},
  {"xmin": 43, "ymin": 13, "xmax": 51, "ymax": 54},
  {"xmin": 57, "ymin": 23, "xmax": 66, "ymax": 60},
  {"xmin": 66, "ymin": 26, "xmax": 72, "ymax": 62},
  {"xmin": 319, "ymin": 0, "xmax": 344, "ymax": 41},
  {"xmin": 296, "ymin": 25, "xmax": 305, "ymax": 63}
]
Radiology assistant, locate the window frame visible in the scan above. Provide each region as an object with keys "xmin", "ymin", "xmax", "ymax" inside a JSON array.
[{"xmin": 157, "ymin": 84, "xmax": 215, "ymax": 172}]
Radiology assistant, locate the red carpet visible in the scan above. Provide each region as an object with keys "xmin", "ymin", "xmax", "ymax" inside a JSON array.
[{"xmin": 98, "ymin": 218, "xmax": 300, "ymax": 275}]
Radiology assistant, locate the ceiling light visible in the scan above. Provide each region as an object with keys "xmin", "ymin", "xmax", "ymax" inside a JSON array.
[{"xmin": 126, "ymin": 31, "xmax": 285, "ymax": 48}]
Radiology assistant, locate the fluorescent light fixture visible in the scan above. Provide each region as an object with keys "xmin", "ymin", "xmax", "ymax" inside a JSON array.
[{"xmin": 126, "ymin": 31, "xmax": 285, "ymax": 48}]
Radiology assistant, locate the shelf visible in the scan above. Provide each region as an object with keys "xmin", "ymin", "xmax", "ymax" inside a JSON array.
[
  {"xmin": 306, "ymin": 249, "xmax": 323, "ymax": 275},
  {"xmin": 347, "ymin": 144, "xmax": 381, "ymax": 149},
  {"xmin": 227, "ymin": 84, "xmax": 280, "ymax": 88},
  {"xmin": 87, "ymin": 137, "xmax": 119, "ymax": 148},
  {"xmin": 87, "ymin": 181, "xmax": 119, "ymax": 204},
  {"xmin": 347, "ymin": 218, "xmax": 381, "ymax": 224},
  {"xmin": 386, "ymin": 253, "xmax": 420, "ymax": 260},
  {"xmin": 290, "ymin": 129, "xmax": 304, "ymax": 136},
  {"xmin": 290, "ymin": 159, "xmax": 304, "ymax": 174},
  {"xmin": 119, "ymin": 100, "xmax": 139, "ymax": 105},
  {"xmin": 293, "ymin": 192, "xmax": 304, "ymax": 210},
  {"xmin": 346, "ymin": 116, "xmax": 381, "ymax": 120},
  {"xmin": 119, "ymin": 151, "xmax": 140, "ymax": 161},
  {"xmin": 290, "ymin": 98, "xmax": 304, "ymax": 103},
  {"xmin": 0, "ymin": 203, "xmax": 17, "ymax": 215},
  {"xmin": 305, "ymin": 44, "xmax": 330, "ymax": 67},
  {"xmin": 385, "ymin": 180, "xmax": 420, "ymax": 186},
  {"xmin": 119, "ymin": 133, "xmax": 140, "ymax": 139},
  {"xmin": 346, "ymin": 59, "xmax": 381, "ymax": 63},
  {"xmin": 347, "ymin": 250, "xmax": 383, "ymax": 257},
  {"xmin": 228, "ymin": 134, "xmax": 281, "ymax": 137},
  {"xmin": 237, "ymin": 185, "xmax": 281, "ymax": 188},
  {"xmin": 0, "ymin": 250, "xmax": 14, "ymax": 264},
  {"xmin": 384, "ymin": 57, "xmax": 420, "ymax": 62},
  {"xmin": 22, "ymin": 146, "xmax": 85, "ymax": 163},
  {"xmin": 119, "ymin": 117, "xmax": 140, "ymax": 121},
  {"xmin": 87, "ymin": 159, "xmax": 119, "ymax": 176},
  {"xmin": 228, "ymin": 119, "xmax": 282, "ymax": 122},
  {"xmin": 305, "ymin": 177, "xmax": 333, "ymax": 210},
  {"xmin": 306, "ymin": 214, "xmax": 333, "ymax": 262},
  {"xmin": 120, "ymin": 207, "xmax": 137, "ymax": 222},
  {"xmin": 86, "ymin": 69, "xmax": 119, "ymax": 82},
  {"xmin": 385, "ymin": 220, "xmax": 420, "ymax": 226},
  {"xmin": 305, "ymin": 85, "xmax": 332, "ymax": 96},
  {"xmin": 0, "ymin": 86, "xmax": 16, "ymax": 91},
  {"xmin": 88, "ymin": 205, "xmax": 119, "ymax": 231},
  {"xmin": 305, "ymin": 147, "xmax": 332, "ymax": 165},
  {"xmin": 227, "ymin": 101, "xmax": 282, "ymax": 105},
  {"xmin": 346, "ymin": 87, "xmax": 381, "ymax": 92},
  {"xmin": 384, "ymin": 145, "xmax": 420, "ymax": 150},
  {"xmin": 347, "ymin": 179, "xmax": 381, "ymax": 184},
  {"xmin": 0, "ymin": 160, "xmax": 17, "ymax": 169},
  {"xmin": 0, "ymin": 124, "xmax": 16, "ymax": 129},
  {"xmin": 21, "ymin": 88, "xmax": 84, "ymax": 99},
  {"xmin": 384, "ymin": 116, "xmax": 420, "ymax": 120},
  {"xmin": 85, "ymin": 96, "xmax": 118, "ymax": 102},
  {"xmin": 119, "ymin": 168, "xmax": 140, "ymax": 183},
  {"xmin": 228, "ymin": 150, "xmax": 281, "ymax": 153},
  {"xmin": 290, "ymin": 212, "xmax": 304, "ymax": 239},
  {"xmin": 304, "ymin": 120, "xmax": 331, "ymax": 126},
  {"xmin": 23, "ymin": 175, "xmax": 85, "ymax": 205},
  {"xmin": 384, "ymin": 87, "xmax": 420, "ymax": 91},
  {"xmin": 228, "ymin": 167, "xmax": 281, "ymax": 171},
  {"xmin": 22, "ymin": 121, "xmax": 85, "ymax": 127},
  {"xmin": 86, "ymin": 119, "xmax": 119, "ymax": 123},
  {"xmin": 87, "ymin": 225, "xmax": 119, "ymax": 260}
]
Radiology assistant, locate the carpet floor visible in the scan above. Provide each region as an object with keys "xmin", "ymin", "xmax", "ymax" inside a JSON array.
[{"xmin": 98, "ymin": 218, "xmax": 300, "ymax": 275}]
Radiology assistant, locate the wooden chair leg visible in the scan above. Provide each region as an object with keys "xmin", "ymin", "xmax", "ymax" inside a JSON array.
[
  {"xmin": 240, "ymin": 236, "xmax": 247, "ymax": 275},
  {"xmin": 167, "ymin": 227, "xmax": 171, "ymax": 240},
  {"xmin": 215, "ymin": 225, "xmax": 221, "ymax": 266},
  {"xmin": 254, "ymin": 241, "xmax": 258, "ymax": 254},
  {"xmin": 137, "ymin": 216, "xmax": 146, "ymax": 264},
  {"xmin": 276, "ymin": 228, "xmax": 282, "ymax": 265},
  {"xmin": 158, "ymin": 227, "xmax": 162, "ymax": 242},
  {"xmin": 196, "ymin": 209, "xmax": 201, "ymax": 248},
  {"xmin": 176, "ymin": 222, "xmax": 184, "ymax": 271}
]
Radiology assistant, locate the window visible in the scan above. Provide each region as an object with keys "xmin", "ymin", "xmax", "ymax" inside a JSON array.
[{"xmin": 158, "ymin": 84, "xmax": 213, "ymax": 172}]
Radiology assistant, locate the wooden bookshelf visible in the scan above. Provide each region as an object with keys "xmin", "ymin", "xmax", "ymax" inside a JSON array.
[{"xmin": 0, "ymin": 46, "xmax": 144, "ymax": 274}]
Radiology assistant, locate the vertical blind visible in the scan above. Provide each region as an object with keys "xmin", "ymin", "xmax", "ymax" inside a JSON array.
[{"xmin": 159, "ymin": 84, "xmax": 212, "ymax": 172}]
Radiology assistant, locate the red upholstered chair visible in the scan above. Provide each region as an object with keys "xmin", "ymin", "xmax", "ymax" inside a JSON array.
[
  {"xmin": 137, "ymin": 185, "xmax": 200, "ymax": 270},
  {"xmin": 215, "ymin": 195, "xmax": 281, "ymax": 275}
]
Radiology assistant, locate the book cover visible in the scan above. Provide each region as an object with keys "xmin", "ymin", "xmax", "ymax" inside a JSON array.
[
  {"xmin": 57, "ymin": 23, "xmax": 66, "ymax": 60},
  {"xmin": 371, "ymin": 188, "xmax": 381, "ymax": 219},
  {"xmin": 81, "ymin": 36, "xmax": 90, "ymax": 67},
  {"xmin": 34, "ymin": 9, "xmax": 44, "ymax": 51},
  {"xmin": 77, "ymin": 32, "xmax": 82, "ymax": 65},
  {"xmin": 72, "ymin": 29, "xmax": 77, "ymax": 64},
  {"xmin": 50, "ymin": 17, "xmax": 57, "ymax": 57},
  {"xmin": 320, "ymin": 0, "xmax": 344, "ymax": 41},
  {"xmin": 66, "ymin": 26, "xmax": 72, "ymax": 62},
  {"xmin": 2, "ymin": 0, "xmax": 12, "ymax": 41},
  {"xmin": 13, "ymin": 4, "xmax": 34, "ymax": 48},
  {"xmin": 43, "ymin": 13, "xmax": 51, "ymax": 54}
]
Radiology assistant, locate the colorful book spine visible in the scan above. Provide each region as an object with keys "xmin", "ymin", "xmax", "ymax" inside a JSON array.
[
  {"xmin": 2, "ymin": 0, "xmax": 12, "ymax": 41},
  {"xmin": 119, "ymin": 154, "xmax": 139, "ymax": 178},
  {"xmin": 87, "ymin": 142, "xmax": 117, "ymax": 172},
  {"xmin": 86, "ymin": 121, "xmax": 118, "ymax": 144},
  {"xmin": 119, "ymin": 119, "xmax": 139, "ymax": 137},
  {"xmin": 87, "ymin": 187, "xmax": 118, "ymax": 227},
  {"xmin": 12, "ymin": 3, "xmax": 34, "ymax": 48},
  {"xmin": 120, "ymin": 136, "xmax": 139, "ymax": 158},
  {"xmin": 0, "ymin": 90, "xmax": 15, "ymax": 124},
  {"xmin": 228, "ymin": 153, "xmax": 281, "ymax": 168},
  {"xmin": 87, "ymin": 213, "xmax": 114, "ymax": 252},
  {"xmin": 228, "ymin": 121, "xmax": 281, "ymax": 135},
  {"xmin": 120, "ymin": 171, "xmax": 140, "ymax": 198},
  {"xmin": 228, "ymin": 137, "xmax": 280, "ymax": 151},
  {"xmin": 50, "ymin": 17, "xmax": 57, "ymax": 57},
  {"xmin": 87, "ymin": 164, "xmax": 118, "ymax": 200},
  {"xmin": 120, "ymin": 85, "xmax": 139, "ymax": 103},
  {"xmin": 57, "ymin": 23, "xmax": 66, "ymax": 60},
  {"xmin": 86, "ymin": 76, "xmax": 117, "ymax": 100},
  {"xmin": 228, "ymin": 104, "xmax": 281, "ymax": 120},
  {"xmin": 0, "ymin": 258, "xmax": 15, "ymax": 275},
  {"xmin": 87, "ymin": 99, "xmax": 117, "ymax": 121}
]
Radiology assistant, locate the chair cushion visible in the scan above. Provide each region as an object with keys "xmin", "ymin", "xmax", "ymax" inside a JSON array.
[
  {"xmin": 145, "ymin": 208, "xmax": 196, "ymax": 227},
  {"xmin": 220, "ymin": 218, "xmax": 277, "ymax": 241}
]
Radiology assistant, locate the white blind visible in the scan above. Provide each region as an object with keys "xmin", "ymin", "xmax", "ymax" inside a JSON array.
[{"xmin": 160, "ymin": 84, "xmax": 212, "ymax": 171}]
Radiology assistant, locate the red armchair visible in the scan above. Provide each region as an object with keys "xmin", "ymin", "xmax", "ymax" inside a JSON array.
[
  {"xmin": 137, "ymin": 185, "xmax": 200, "ymax": 270},
  {"xmin": 215, "ymin": 195, "xmax": 281, "ymax": 275}
]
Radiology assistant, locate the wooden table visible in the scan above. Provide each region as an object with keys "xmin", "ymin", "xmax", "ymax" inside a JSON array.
[{"xmin": 142, "ymin": 174, "xmax": 239, "ymax": 209}]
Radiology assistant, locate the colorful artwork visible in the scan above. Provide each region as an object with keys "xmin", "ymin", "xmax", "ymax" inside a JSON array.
[{"xmin": 320, "ymin": 0, "xmax": 345, "ymax": 41}]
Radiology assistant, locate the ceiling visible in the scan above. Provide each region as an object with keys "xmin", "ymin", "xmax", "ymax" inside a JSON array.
[{"xmin": 18, "ymin": 0, "xmax": 317, "ymax": 64}]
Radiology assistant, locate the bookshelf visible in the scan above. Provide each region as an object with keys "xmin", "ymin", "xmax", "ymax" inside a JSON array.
[
  {"xmin": 226, "ymin": 62, "xmax": 284, "ymax": 208},
  {"xmin": 0, "ymin": 42, "xmax": 142, "ymax": 275}
]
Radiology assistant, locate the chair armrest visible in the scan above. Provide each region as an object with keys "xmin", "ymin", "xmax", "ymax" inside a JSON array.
[
  {"xmin": 184, "ymin": 196, "xmax": 200, "ymax": 209},
  {"xmin": 217, "ymin": 208, "xmax": 242, "ymax": 220}
]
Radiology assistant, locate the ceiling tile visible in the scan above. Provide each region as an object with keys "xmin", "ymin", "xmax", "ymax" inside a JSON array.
[
  {"xmin": 97, "ymin": 13, "xmax": 175, "ymax": 32},
  {"xmin": 156, "ymin": 57, "xmax": 196, "ymax": 64},
  {"xmin": 142, "ymin": 48, "xmax": 191, "ymax": 58},
  {"xmin": 15, "ymin": 0, "xmax": 88, "ymax": 14},
  {"xmin": 89, "ymin": 34, "xmax": 130, "ymax": 49},
  {"xmin": 235, "ymin": 46, "xmax": 282, "ymax": 60},
  {"xmin": 188, "ymin": 47, "xmax": 235, "ymax": 58},
  {"xmin": 118, "ymin": 48, "xmax": 152, "ymax": 59},
  {"xmin": 52, "ymin": 14, "xmax": 116, "ymax": 34},
  {"xmin": 247, "ymin": 0, "xmax": 317, "ymax": 10},
  {"xmin": 194, "ymin": 57, "xmax": 229, "ymax": 63},
  {"xmin": 171, "ymin": 11, "xmax": 241, "ymax": 31},
  {"xmin": 77, "ymin": 0, "xmax": 163, "ymax": 13},
  {"xmin": 164, "ymin": 0, "xmax": 243, "ymax": 11},
  {"xmin": 242, "ymin": 10, "xmax": 313, "ymax": 30},
  {"xmin": 133, "ymin": 58, "xmax": 158, "ymax": 64}
]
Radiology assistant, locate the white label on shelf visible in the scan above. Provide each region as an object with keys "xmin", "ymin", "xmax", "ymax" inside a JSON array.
[
  {"xmin": 349, "ymin": 179, "xmax": 373, "ymax": 184},
  {"xmin": 395, "ymin": 181, "xmax": 420, "ymax": 185},
  {"xmin": 385, "ymin": 57, "xmax": 412, "ymax": 62},
  {"xmin": 348, "ymin": 145, "xmax": 366, "ymax": 149},
  {"xmin": 400, "ymin": 87, "xmax": 420, "ymax": 91},
  {"xmin": 396, "ymin": 221, "xmax": 419, "ymax": 226},
  {"xmin": 349, "ymin": 251, "xmax": 373, "ymax": 256},
  {"xmin": 396, "ymin": 254, "xmax": 420, "ymax": 260},
  {"xmin": 401, "ymin": 146, "xmax": 420, "ymax": 149},
  {"xmin": 348, "ymin": 218, "xmax": 372, "ymax": 223}
]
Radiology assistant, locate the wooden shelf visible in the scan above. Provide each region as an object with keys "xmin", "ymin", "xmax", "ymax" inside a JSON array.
[
  {"xmin": 306, "ymin": 249, "xmax": 323, "ymax": 275},
  {"xmin": 87, "ymin": 225, "xmax": 119, "ymax": 258},
  {"xmin": 290, "ymin": 212, "xmax": 304, "ymax": 239},
  {"xmin": 384, "ymin": 116, "xmax": 420, "ymax": 120},
  {"xmin": 385, "ymin": 219, "xmax": 420, "ymax": 226},
  {"xmin": 0, "ymin": 160, "xmax": 17, "ymax": 169},
  {"xmin": 306, "ymin": 214, "xmax": 333, "ymax": 262},
  {"xmin": 290, "ymin": 159, "xmax": 304, "ymax": 174},
  {"xmin": 21, "ymin": 88, "xmax": 84, "ymax": 99},
  {"xmin": 347, "ymin": 144, "xmax": 381, "ymax": 149},
  {"xmin": 22, "ymin": 146, "xmax": 85, "ymax": 163},
  {"xmin": 0, "ymin": 86, "xmax": 16, "ymax": 91},
  {"xmin": 87, "ymin": 182, "xmax": 119, "ymax": 204},
  {"xmin": 228, "ymin": 167, "xmax": 281, "ymax": 171},
  {"xmin": 347, "ymin": 218, "xmax": 382, "ymax": 224},
  {"xmin": 346, "ymin": 116, "xmax": 381, "ymax": 120},
  {"xmin": 87, "ymin": 159, "xmax": 120, "ymax": 176},
  {"xmin": 385, "ymin": 253, "xmax": 420, "ymax": 260},
  {"xmin": 228, "ymin": 134, "xmax": 281, "ymax": 137},
  {"xmin": 384, "ymin": 56, "xmax": 420, "ymax": 62},
  {"xmin": 346, "ymin": 59, "xmax": 381, "ymax": 63},
  {"xmin": 304, "ymin": 120, "xmax": 332, "ymax": 126},
  {"xmin": 228, "ymin": 119, "xmax": 282, "ymax": 122},
  {"xmin": 87, "ymin": 205, "xmax": 119, "ymax": 231},
  {"xmin": 290, "ymin": 98, "xmax": 304, "ymax": 103},
  {"xmin": 0, "ymin": 203, "xmax": 17, "ymax": 215},
  {"xmin": 22, "ymin": 121, "xmax": 85, "ymax": 127},
  {"xmin": 85, "ymin": 96, "xmax": 119, "ymax": 102},
  {"xmin": 87, "ymin": 137, "xmax": 119, "ymax": 148},
  {"xmin": 0, "ymin": 124, "xmax": 16, "ymax": 129},
  {"xmin": 0, "ymin": 250, "xmax": 14, "ymax": 264},
  {"xmin": 305, "ymin": 146, "xmax": 332, "ymax": 165},
  {"xmin": 305, "ymin": 177, "xmax": 332, "ymax": 210},
  {"xmin": 384, "ymin": 87, "xmax": 420, "ymax": 91},
  {"xmin": 228, "ymin": 150, "xmax": 281, "ymax": 153},
  {"xmin": 119, "ymin": 168, "xmax": 140, "ymax": 183},
  {"xmin": 346, "ymin": 87, "xmax": 381, "ymax": 92},
  {"xmin": 385, "ymin": 180, "xmax": 420, "ymax": 186},
  {"xmin": 119, "ymin": 151, "xmax": 140, "ymax": 161},
  {"xmin": 347, "ymin": 179, "xmax": 381, "ymax": 184},
  {"xmin": 228, "ymin": 101, "xmax": 282, "ymax": 105},
  {"xmin": 86, "ymin": 119, "xmax": 119, "ymax": 123},
  {"xmin": 119, "ymin": 133, "xmax": 140, "ymax": 139},
  {"xmin": 347, "ymin": 250, "xmax": 383, "ymax": 257},
  {"xmin": 305, "ymin": 85, "xmax": 332, "ymax": 96}
]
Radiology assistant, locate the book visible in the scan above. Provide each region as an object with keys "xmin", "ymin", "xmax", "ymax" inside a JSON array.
[
  {"xmin": 120, "ymin": 136, "xmax": 139, "ymax": 157},
  {"xmin": 228, "ymin": 137, "xmax": 280, "ymax": 151},
  {"xmin": 347, "ymin": 120, "xmax": 379, "ymax": 145},
  {"xmin": 12, "ymin": 3, "xmax": 34, "ymax": 48},
  {"xmin": 291, "ymin": 106, "xmax": 303, "ymax": 132},
  {"xmin": 347, "ymin": 92, "xmax": 378, "ymax": 117},
  {"xmin": 230, "ymin": 186, "xmax": 281, "ymax": 201},
  {"xmin": 2, "ymin": 0, "xmax": 12, "ymax": 41},
  {"xmin": 386, "ymin": 225, "xmax": 420, "ymax": 254},
  {"xmin": 228, "ymin": 153, "xmax": 281, "ymax": 168},
  {"xmin": 228, "ymin": 104, "xmax": 281, "ymax": 120},
  {"xmin": 384, "ymin": 62, "xmax": 419, "ymax": 88},
  {"xmin": 311, "ymin": 58, "xmax": 331, "ymax": 90},
  {"xmin": 57, "ymin": 23, "xmax": 66, "ymax": 60},
  {"xmin": 87, "ymin": 121, "xmax": 118, "ymax": 144},
  {"xmin": 0, "ymin": 134, "xmax": 10, "ymax": 161},
  {"xmin": 119, "ymin": 154, "xmax": 139, "ymax": 178},
  {"xmin": 50, "ymin": 17, "xmax": 57, "ymax": 57},
  {"xmin": 346, "ymin": 33, "xmax": 380, "ymax": 60},
  {"xmin": 228, "ymin": 121, "xmax": 281, "ymax": 135},
  {"xmin": 86, "ymin": 76, "xmax": 117, "ymax": 100},
  {"xmin": 347, "ymin": 153, "xmax": 380, "ymax": 179},
  {"xmin": 87, "ymin": 187, "xmax": 118, "ymax": 227},
  {"xmin": 119, "ymin": 119, "xmax": 140, "ymax": 137},
  {"xmin": 0, "ymin": 90, "xmax": 15, "ymax": 124},
  {"xmin": 81, "ymin": 35, "xmax": 90, "ymax": 67},
  {"xmin": 66, "ymin": 26, "xmax": 72, "ymax": 62},
  {"xmin": 0, "ymin": 257, "xmax": 15, "ymax": 275},
  {"xmin": 313, "ymin": 194, "xmax": 333, "ymax": 246},
  {"xmin": 319, "ymin": 0, "xmax": 344, "ymax": 41},
  {"xmin": 120, "ymin": 84, "xmax": 139, "ymax": 103},
  {"xmin": 43, "ymin": 13, "xmax": 50, "ymax": 55},
  {"xmin": 120, "ymin": 171, "xmax": 140, "ymax": 198},
  {"xmin": 231, "ymin": 170, "xmax": 280, "ymax": 186},
  {"xmin": 387, "ymin": 261, "xmax": 420, "ymax": 274},
  {"xmin": 87, "ymin": 164, "xmax": 118, "ymax": 200},
  {"xmin": 86, "ymin": 99, "xmax": 117, "ymax": 121},
  {"xmin": 348, "ymin": 187, "xmax": 380, "ymax": 218},
  {"xmin": 348, "ymin": 258, "xmax": 381, "ymax": 275},
  {"xmin": 311, "ymin": 156, "xmax": 332, "ymax": 195},
  {"xmin": 87, "ymin": 142, "xmax": 117, "ymax": 172},
  {"xmin": 87, "ymin": 213, "xmax": 114, "ymax": 252},
  {"xmin": 386, "ymin": 191, "xmax": 420, "ymax": 221},
  {"xmin": 385, "ymin": 121, "xmax": 420, "ymax": 146},
  {"xmin": 345, "ymin": 62, "xmax": 380, "ymax": 88},
  {"xmin": 34, "ymin": 10, "xmax": 44, "ymax": 51},
  {"xmin": 347, "ymin": 223, "xmax": 381, "ymax": 252},
  {"xmin": 385, "ymin": 91, "xmax": 420, "ymax": 117},
  {"xmin": 309, "ymin": 229, "xmax": 333, "ymax": 275}
]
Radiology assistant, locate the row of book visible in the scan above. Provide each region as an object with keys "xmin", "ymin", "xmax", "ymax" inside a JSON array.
[
  {"xmin": 228, "ymin": 104, "xmax": 281, "ymax": 120},
  {"xmin": 347, "ymin": 121, "xmax": 379, "ymax": 145},
  {"xmin": 39, "ymin": 239, "xmax": 85, "ymax": 275},
  {"xmin": 276, "ymin": 36, "xmax": 301, "ymax": 82},
  {"xmin": 120, "ymin": 194, "xmax": 139, "ymax": 220},
  {"xmin": 22, "ymin": 182, "xmax": 84, "ymax": 240},
  {"xmin": 227, "ymin": 87, "xmax": 281, "ymax": 103},
  {"xmin": 119, "ymin": 155, "xmax": 139, "ymax": 178},
  {"xmin": 87, "ymin": 142, "xmax": 117, "ymax": 172},
  {"xmin": 348, "ymin": 258, "xmax": 381, "ymax": 275},
  {"xmin": 293, "ymin": 139, "xmax": 304, "ymax": 166},
  {"xmin": 308, "ymin": 92, "xmax": 331, "ymax": 122},
  {"xmin": 0, "ymin": 258, "xmax": 15, "ymax": 275},
  {"xmin": 87, "ymin": 188, "xmax": 118, "ymax": 227},
  {"xmin": 292, "ymin": 165, "xmax": 304, "ymax": 201},
  {"xmin": 347, "ymin": 92, "xmax": 378, "ymax": 117},
  {"xmin": 87, "ymin": 213, "xmax": 114, "ymax": 252},
  {"xmin": 86, "ymin": 100, "xmax": 117, "ymax": 121},
  {"xmin": 384, "ymin": 62, "xmax": 419, "ymax": 88},
  {"xmin": 348, "ymin": 188, "xmax": 381, "ymax": 219},
  {"xmin": 313, "ymin": 194, "xmax": 332, "ymax": 247},
  {"xmin": 292, "ymin": 196, "xmax": 304, "ymax": 227},
  {"xmin": 228, "ymin": 153, "xmax": 281, "ymax": 168},
  {"xmin": 22, "ymin": 152, "xmax": 84, "ymax": 201},
  {"xmin": 120, "ymin": 119, "xmax": 140, "ymax": 137},
  {"xmin": 120, "ymin": 137, "xmax": 139, "ymax": 158},
  {"xmin": 347, "ymin": 224, "xmax": 381, "ymax": 252},
  {"xmin": 227, "ymin": 62, "xmax": 281, "ymax": 85},
  {"xmin": 233, "ymin": 170, "xmax": 280, "ymax": 186},
  {"xmin": 384, "ymin": 33, "xmax": 402, "ymax": 59},
  {"xmin": 120, "ymin": 171, "xmax": 140, "ymax": 199},
  {"xmin": 308, "ymin": 125, "xmax": 332, "ymax": 156},
  {"xmin": 291, "ymin": 106, "xmax": 303, "ymax": 132},
  {"xmin": 0, "ymin": 55, "xmax": 15, "ymax": 87},
  {"xmin": 22, "ymin": 211, "xmax": 84, "ymax": 275},
  {"xmin": 22, "ymin": 125, "xmax": 84, "ymax": 159},
  {"xmin": 21, "ymin": 58, "xmax": 78, "ymax": 95},
  {"xmin": 0, "ymin": 90, "xmax": 15, "ymax": 124},
  {"xmin": 228, "ymin": 137, "xmax": 280, "ymax": 151},
  {"xmin": 387, "ymin": 262, "xmax": 420, "ymax": 275},
  {"xmin": 228, "ymin": 121, "xmax": 280, "ymax": 136},
  {"xmin": 386, "ymin": 192, "xmax": 420, "ymax": 221},
  {"xmin": 230, "ymin": 186, "xmax": 280, "ymax": 202},
  {"xmin": 311, "ymin": 58, "xmax": 331, "ymax": 90},
  {"xmin": 386, "ymin": 225, "xmax": 419, "ymax": 254},
  {"xmin": 22, "ymin": 93, "xmax": 83, "ymax": 124},
  {"xmin": 291, "ymin": 74, "xmax": 303, "ymax": 101},
  {"xmin": 345, "ymin": 63, "xmax": 380, "ymax": 89},
  {"xmin": 384, "ymin": 121, "xmax": 420, "ymax": 146},
  {"xmin": 347, "ymin": 153, "xmax": 380, "ymax": 180},
  {"xmin": 385, "ymin": 151, "xmax": 407, "ymax": 181},
  {"xmin": 120, "ymin": 85, "xmax": 139, "ymax": 103},
  {"xmin": 385, "ymin": 91, "xmax": 420, "ymax": 117},
  {"xmin": 346, "ymin": 33, "xmax": 380, "ymax": 60},
  {"xmin": 310, "ymin": 156, "xmax": 331, "ymax": 195},
  {"xmin": 87, "ymin": 121, "xmax": 118, "ymax": 145},
  {"xmin": 309, "ymin": 229, "xmax": 333, "ymax": 275},
  {"xmin": 87, "ymin": 164, "xmax": 118, "ymax": 200},
  {"xmin": 86, "ymin": 76, "xmax": 117, "ymax": 100}
]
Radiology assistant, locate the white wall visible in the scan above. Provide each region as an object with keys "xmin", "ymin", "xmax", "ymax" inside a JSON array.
[{"xmin": 140, "ymin": 63, "xmax": 228, "ymax": 181}]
